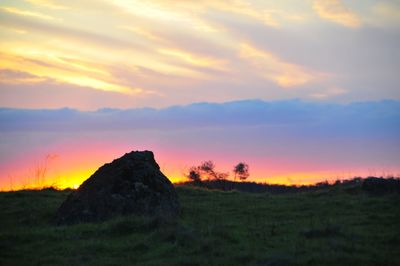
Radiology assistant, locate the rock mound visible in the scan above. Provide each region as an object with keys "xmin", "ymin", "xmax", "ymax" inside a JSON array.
[{"xmin": 56, "ymin": 150, "xmax": 179, "ymax": 225}]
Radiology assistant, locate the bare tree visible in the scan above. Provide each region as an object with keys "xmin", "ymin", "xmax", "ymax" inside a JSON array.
[
  {"xmin": 233, "ymin": 162, "xmax": 250, "ymax": 182},
  {"xmin": 200, "ymin": 160, "xmax": 217, "ymax": 180},
  {"xmin": 186, "ymin": 166, "xmax": 201, "ymax": 183},
  {"xmin": 186, "ymin": 160, "xmax": 229, "ymax": 183}
]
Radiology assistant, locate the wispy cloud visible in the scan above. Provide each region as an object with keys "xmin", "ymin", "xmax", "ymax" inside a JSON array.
[
  {"xmin": 0, "ymin": 6, "xmax": 56, "ymax": 20},
  {"xmin": 371, "ymin": 2, "xmax": 400, "ymax": 26},
  {"xmin": 119, "ymin": 26, "xmax": 164, "ymax": 42},
  {"xmin": 0, "ymin": 0, "xmax": 398, "ymax": 109},
  {"xmin": 24, "ymin": 0, "xmax": 69, "ymax": 10},
  {"xmin": 0, "ymin": 51, "xmax": 139, "ymax": 94},
  {"xmin": 207, "ymin": 0, "xmax": 279, "ymax": 27},
  {"xmin": 313, "ymin": 0, "xmax": 361, "ymax": 28},
  {"xmin": 310, "ymin": 87, "xmax": 348, "ymax": 99},
  {"xmin": 158, "ymin": 48, "xmax": 228, "ymax": 71},
  {"xmin": 0, "ymin": 69, "xmax": 46, "ymax": 84},
  {"xmin": 239, "ymin": 43, "xmax": 323, "ymax": 87}
]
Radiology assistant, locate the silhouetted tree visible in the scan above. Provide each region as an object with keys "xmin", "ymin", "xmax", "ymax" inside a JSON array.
[
  {"xmin": 186, "ymin": 160, "xmax": 229, "ymax": 183},
  {"xmin": 186, "ymin": 166, "xmax": 201, "ymax": 183},
  {"xmin": 233, "ymin": 162, "xmax": 249, "ymax": 181},
  {"xmin": 200, "ymin": 160, "xmax": 217, "ymax": 180},
  {"xmin": 202, "ymin": 161, "xmax": 231, "ymax": 180},
  {"xmin": 217, "ymin": 172, "xmax": 229, "ymax": 181}
]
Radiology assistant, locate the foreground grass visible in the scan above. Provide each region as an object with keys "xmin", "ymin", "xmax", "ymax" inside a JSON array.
[{"xmin": 0, "ymin": 187, "xmax": 399, "ymax": 266}]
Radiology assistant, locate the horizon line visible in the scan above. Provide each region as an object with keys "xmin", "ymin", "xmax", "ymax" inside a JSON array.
[{"xmin": 1, "ymin": 98, "xmax": 399, "ymax": 112}]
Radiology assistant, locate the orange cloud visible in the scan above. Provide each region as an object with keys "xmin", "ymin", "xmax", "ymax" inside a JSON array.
[{"xmin": 313, "ymin": 0, "xmax": 361, "ymax": 28}]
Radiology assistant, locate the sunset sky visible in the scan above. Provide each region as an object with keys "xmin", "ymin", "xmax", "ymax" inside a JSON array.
[{"xmin": 0, "ymin": 0, "xmax": 399, "ymax": 190}]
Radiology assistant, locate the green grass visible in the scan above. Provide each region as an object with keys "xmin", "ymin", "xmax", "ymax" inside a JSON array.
[{"xmin": 0, "ymin": 186, "xmax": 399, "ymax": 266}]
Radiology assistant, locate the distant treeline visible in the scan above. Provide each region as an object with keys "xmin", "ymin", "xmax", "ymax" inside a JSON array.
[{"xmin": 177, "ymin": 177, "xmax": 400, "ymax": 194}]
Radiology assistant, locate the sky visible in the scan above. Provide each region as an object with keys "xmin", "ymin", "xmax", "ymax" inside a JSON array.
[{"xmin": 0, "ymin": 0, "xmax": 399, "ymax": 190}]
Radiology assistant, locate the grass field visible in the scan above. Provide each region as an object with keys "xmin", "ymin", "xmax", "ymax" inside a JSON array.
[{"xmin": 0, "ymin": 186, "xmax": 399, "ymax": 266}]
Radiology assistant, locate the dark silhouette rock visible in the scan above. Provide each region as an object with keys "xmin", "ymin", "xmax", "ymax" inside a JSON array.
[{"xmin": 56, "ymin": 150, "xmax": 179, "ymax": 225}]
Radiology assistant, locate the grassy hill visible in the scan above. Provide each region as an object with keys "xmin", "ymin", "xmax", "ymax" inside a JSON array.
[{"xmin": 0, "ymin": 186, "xmax": 399, "ymax": 266}]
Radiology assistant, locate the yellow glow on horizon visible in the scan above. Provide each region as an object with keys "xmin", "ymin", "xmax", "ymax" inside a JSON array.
[
  {"xmin": 0, "ymin": 169, "xmax": 190, "ymax": 191},
  {"xmin": 0, "ymin": 171, "xmax": 352, "ymax": 192},
  {"xmin": 0, "ymin": 154, "xmax": 383, "ymax": 192}
]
